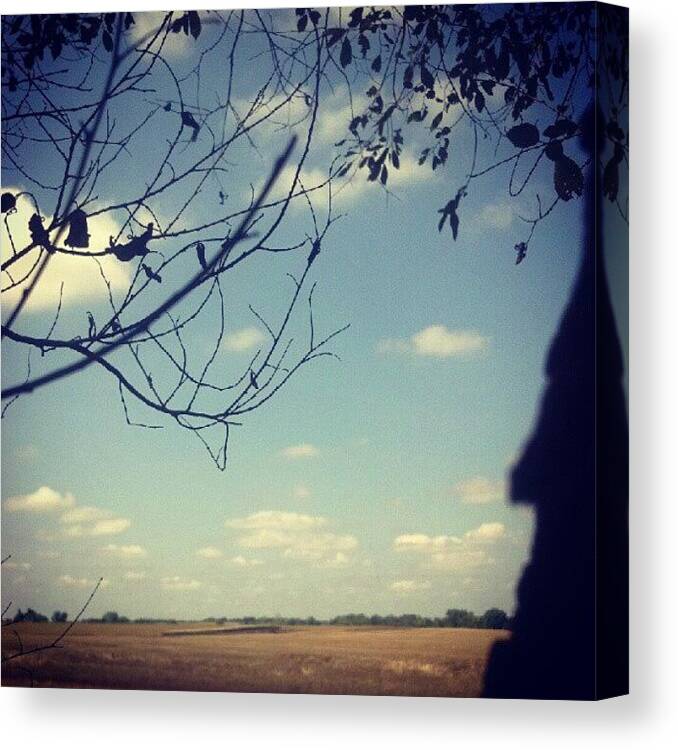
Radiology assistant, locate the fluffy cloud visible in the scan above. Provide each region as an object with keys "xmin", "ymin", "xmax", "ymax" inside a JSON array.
[
  {"xmin": 280, "ymin": 443, "xmax": 319, "ymax": 459},
  {"xmin": 221, "ymin": 326, "xmax": 267, "ymax": 352},
  {"xmin": 464, "ymin": 522, "xmax": 505, "ymax": 542},
  {"xmin": 101, "ymin": 543, "xmax": 147, "ymax": 558},
  {"xmin": 390, "ymin": 579, "xmax": 432, "ymax": 593},
  {"xmin": 452, "ymin": 476, "xmax": 506, "ymax": 505},
  {"xmin": 1, "ymin": 197, "xmax": 131, "ymax": 314},
  {"xmin": 377, "ymin": 325, "xmax": 488, "ymax": 358},
  {"xmin": 226, "ymin": 510, "xmax": 326, "ymax": 532},
  {"xmin": 225, "ymin": 510, "xmax": 357, "ymax": 563},
  {"xmin": 160, "ymin": 576, "xmax": 202, "ymax": 591},
  {"xmin": 196, "ymin": 546, "xmax": 223, "ymax": 559},
  {"xmin": 394, "ymin": 522, "xmax": 506, "ymax": 572},
  {"xmin": 5, "ymin": 486, "xmax": 75, "ymax": 513},
  {"xmin": 5, "ymin": 486, "xmax": 131, "ymax": 538}
]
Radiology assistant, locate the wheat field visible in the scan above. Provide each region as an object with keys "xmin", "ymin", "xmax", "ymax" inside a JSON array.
[{"xmin": 1, "ymin": 623, "xmax": 508, "ymax": 696}]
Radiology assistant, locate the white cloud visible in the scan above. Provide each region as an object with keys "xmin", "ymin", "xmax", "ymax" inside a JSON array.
[
  {"xmin": 101, "ymin": 543, "xmax": 147, "ymax": 558},
  {"xmin": 452, "ymin": 476, "xmax": 506, "ymax": 505},
  {"xmin": 226, "ymin": 510, "xmax": 326, "ymax": 532},
  {"xmin": 1, "ymin": 198, "xmax": 131, "ymax": 314},
  {"xmin": 393, "ymin": 522, "xmax": 506, "ymax": 572},
  {"xmin": 221, "ymin": 326, "xmax": 267, "ymax": 352},
  {"xmin": 124, "ymin": 571, "xmax": 146, "ymax": 582},
  {"xmin": 226, "ymin": 510, "xmax": 357, "ymax": 564},
  {"xmin": 126, "ymin": 11, "xmax": 194, "ymax": 58},
  {"xmin": 464, "ymin": 522, "xmax": 505, "ymax": 542},
  {"xmin": 390, "ymin": 579, "xmax": 432, "ymax": 593},
  {"xmin": 280, "ymin": 443, "xmax": 319, "ymax": 459},
  {"xmin": 377, "ymin": 325, "xmax": 488, "ymax": 358},
  {"xmin": 160, "ymin": 576, "xmax": 202, "ymax": 591},
  {"xmin": 5, "ymin": 486, "xmax": 75, "ymax": 513}
]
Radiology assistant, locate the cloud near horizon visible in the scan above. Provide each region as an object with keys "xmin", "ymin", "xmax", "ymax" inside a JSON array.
[
  {"xmin": 377, "ymin": 325, "xmax": 488, "ymax": 358},
  {"xmin": 394, "ymin": 522, "xmax": 506, "ymax": 572},
  {"xmin": 225, "ymin": 510, "xmax": 357, "ymax": 564}
]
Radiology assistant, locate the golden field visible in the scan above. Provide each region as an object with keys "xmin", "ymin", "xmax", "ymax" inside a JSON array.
[{"xmin": 1, "ymin": 623, "xmax": 508, "ymax": 696}]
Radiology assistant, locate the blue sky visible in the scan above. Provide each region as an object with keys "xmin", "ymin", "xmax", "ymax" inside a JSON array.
[{"xmin": 1, "ymin": 8, "xmax": 589, "ymax": 620}]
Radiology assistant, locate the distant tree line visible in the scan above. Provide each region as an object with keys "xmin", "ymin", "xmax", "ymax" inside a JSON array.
[{"xmin": 5, "ymin": 607, "xmax": 510, "ymax": 629}]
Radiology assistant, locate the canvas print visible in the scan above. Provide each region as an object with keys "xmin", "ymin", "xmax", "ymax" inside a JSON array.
[{"xmin": 1, "ymin": 3, "xmax": 628, "ymax": 700}]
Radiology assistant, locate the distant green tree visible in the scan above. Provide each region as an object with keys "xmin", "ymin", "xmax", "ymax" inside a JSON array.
[
  {"xmin": 51, "ymin": 610, "xmax": 68, "ymax": 623},
  {"xmin": 479, "ymin": 608, "xmax": 510, "ymax": 630},
  {"xmin": 444, "ymin": 608, "xmax": 477, "ymax": 628},
  {"xmin": 13, "ymin": 607, "xmax": 48, "ymax": 623}
]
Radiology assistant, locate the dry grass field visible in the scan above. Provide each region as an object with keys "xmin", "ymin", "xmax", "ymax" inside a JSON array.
[{"xmin": 1, "ymin": 623, "xmax": 508, "ymax": 697}]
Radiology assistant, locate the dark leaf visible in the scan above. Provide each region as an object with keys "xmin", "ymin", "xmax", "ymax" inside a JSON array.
[
  {"xmin": 102, "ymin": 30, "xmax": 113, "ymax": 52},
  {"xmin": 421, "ymin": 64, "xmax": 434, "ymax": 90},
  {"xmin": 506, "ymin": 122, "xmax": 540, "ymax": 149},
  {"xmin": 340, "ymin": 37, "xmax": 352, "ymax": 68},
  {"xmin": 196, "ymin": 241, "xmax": 207, "ymax": 271},
  {"xmin": 553, "ymin": 155, "xmax": 584, "ymax": 201},
  {"xmin": 187, "ymin": 11, "xmax": 201, "ymax": 40},
  {"xmin": 325, "ymin": 28, "xmax": 345, "ymax": 48},
  {"xmin": 297, "ymin": 14, "xmax": 308, "ymax": 33},
  {"xmin": 372, "ymin": 54, "xmax": 382, "ymax": 73}
]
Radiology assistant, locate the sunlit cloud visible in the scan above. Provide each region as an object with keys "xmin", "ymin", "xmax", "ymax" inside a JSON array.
[
  {"xmin": 1, "ymin": 195, "xmax": 131, "ymax": 314},
  {"xmin": 226, "ymin": 510, "xmax": 357, "ymax": 564},
  {"xmin": 393, "ymin": 522, "xmax": 506, "ymax": 572},
  {"xmin": 221, "ymin": 326, "xmax": 267, "ymax": 352},
  {"xmin": 377, "ymin": 325, "xmax": 488, "ymax": 358},
  {"xmin": 4, "ymin": 486, "xmax": 75, "ymax": 513}
]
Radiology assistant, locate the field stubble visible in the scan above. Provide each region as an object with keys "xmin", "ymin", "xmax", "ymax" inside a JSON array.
[{"xmin": 1, "ymin": 623, "xmax": 508, "ymax": 697}]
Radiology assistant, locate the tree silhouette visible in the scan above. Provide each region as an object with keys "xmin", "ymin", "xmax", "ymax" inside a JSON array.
[{"xmin": 1, "ymin": 6, "xmax": 627, "ymax": 469}]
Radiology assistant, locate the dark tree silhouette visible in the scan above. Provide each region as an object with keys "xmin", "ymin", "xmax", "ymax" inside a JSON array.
[{"xmin": 1, "ymin": 11, "xmax": 348, "ymax": 470}]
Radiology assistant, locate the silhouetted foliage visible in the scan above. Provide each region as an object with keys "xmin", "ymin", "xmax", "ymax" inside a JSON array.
[
  {"xmin": 51, "ymin": 610, "xmax": 68, "ymax": 623},
  {"xmin": 1, "ymin": 5, "xmax": 628, "ymax": 469}
]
